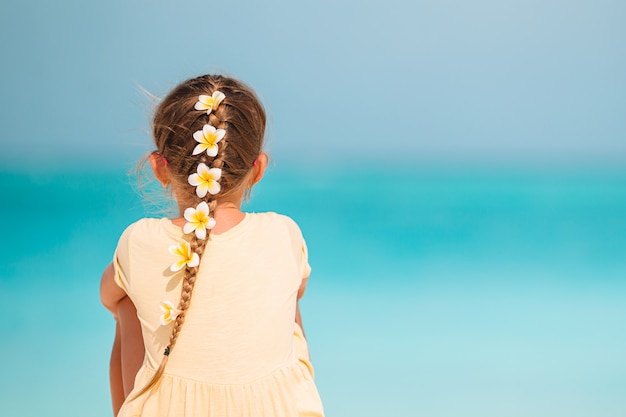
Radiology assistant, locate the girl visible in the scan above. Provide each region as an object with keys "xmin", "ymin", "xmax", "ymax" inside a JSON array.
[{"xmin": 100, "ymin": 75, "xmax": 324, "ymax": 417}]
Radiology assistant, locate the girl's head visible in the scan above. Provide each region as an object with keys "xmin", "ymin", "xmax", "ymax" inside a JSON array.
[
  {"xmin": 149, "ymin": 74, "xmax": 267, "ymax": 210},
  {"xmin": 133, "ymin": 74, "xmax": 267, "ymax": 399}
]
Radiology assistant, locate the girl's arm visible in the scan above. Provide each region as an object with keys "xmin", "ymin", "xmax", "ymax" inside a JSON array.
[
  {"xmin": 117, "ymin": 296, "xmax": 144, "ymax": 396},
  {"xmin": 109, "ymin": 321, "xmax": 125, "ymax": 416},
  {"xmin": 100, "ymin": 262, "xmax": 127, "ymax": 414},
  {"xmin": 100, "ymin": 262, "xmax": 126, "ymax": 316},
  {"xmin": 100, "ymin": 263, "xmax": 144, "ymax": 411}
]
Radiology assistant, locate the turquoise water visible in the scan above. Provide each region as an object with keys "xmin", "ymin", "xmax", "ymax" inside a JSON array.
[{"xmin": 1, "ymin": 166, "xmax": 625, "ymax": 416}]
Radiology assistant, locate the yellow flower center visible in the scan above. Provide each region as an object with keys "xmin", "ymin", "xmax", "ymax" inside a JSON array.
[
  {"xmin": 203, "ymin": 131, "xmax": 219, "ymax": 146},
  {"xmin": 200, "ymin": 171, "xmax": 216, "ymax": 182},
  {"xmin": 193, "ymin": 210, "xmax": 209, "ymax": 226}
]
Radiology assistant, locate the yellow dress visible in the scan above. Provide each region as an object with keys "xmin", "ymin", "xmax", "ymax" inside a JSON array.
[{"xmin": 113, "ymin": 213, "xmax": 324, "ymax": 417}]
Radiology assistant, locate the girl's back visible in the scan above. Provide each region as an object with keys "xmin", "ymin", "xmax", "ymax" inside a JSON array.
[{"xmin": 116, "ymin": 213, "xmax": 307, "ymax": 382}]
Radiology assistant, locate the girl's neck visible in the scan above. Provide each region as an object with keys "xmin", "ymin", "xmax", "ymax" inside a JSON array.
[{"xmin": 170, "ymin": 201, "xmax": 245, "ymax": 235}]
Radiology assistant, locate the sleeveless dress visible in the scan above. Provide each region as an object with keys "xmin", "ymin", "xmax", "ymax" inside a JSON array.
[{"xmin": 113, "ymin": 212, "xmax": 324, "ymax": 417}]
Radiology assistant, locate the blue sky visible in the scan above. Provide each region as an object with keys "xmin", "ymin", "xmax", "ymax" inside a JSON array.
[{"xmin": 1, "ymin": 0, "xmax": 624, "ymax": 169}]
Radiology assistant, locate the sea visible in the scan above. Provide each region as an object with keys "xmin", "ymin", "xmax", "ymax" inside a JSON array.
[{"xmin": 1, "ymin": 165, "xmax": 625, "ymax": 417}]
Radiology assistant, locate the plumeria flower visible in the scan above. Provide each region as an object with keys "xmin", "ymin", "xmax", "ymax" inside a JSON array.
[
  {"xmin": 160, "ymin": 300, "xmax": 181, "ymax": 326},
  {"xmin": 168, "ymin": 240, "xmax": 200, "ymax": 272},
  {"xmin": 194, "ymin": 91, "xmax": 226, "ymax": 115},
  {"xmin": 192, "ymin": 124, "xmax": 225, "ymax": 157},
  {"xmin": 183, "ymin": 201, "xmax": 216, "ymax": 240},
  {"xmin": 188, "ymin": 163, "xmax": 221, "ymax": 198}
]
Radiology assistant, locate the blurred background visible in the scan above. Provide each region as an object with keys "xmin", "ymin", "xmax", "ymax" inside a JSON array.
[{"xmin": 1, "ymin": 0, "xmax": 625, "ymax": 416}]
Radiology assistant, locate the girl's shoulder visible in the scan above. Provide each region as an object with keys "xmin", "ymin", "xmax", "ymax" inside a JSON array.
[
  {"xmin": 116, "ymin": 217, "xmax": 177, "ymax": 247},
  {"xmin": 247, "ymin": 211, "xmax": 305, "ymax": 236},
  {"xmin": 248, "ymin": 212, "xmax": 310, "ymax": 278},
  {"xmin": 247, "ymin": 213, "xmax": 308, "ymax": 260}
]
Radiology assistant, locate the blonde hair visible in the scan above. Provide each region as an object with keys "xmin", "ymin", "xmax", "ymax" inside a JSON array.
[{"xmin": 131, "ymin": 74, "xmax": 266, "ymax": 399}]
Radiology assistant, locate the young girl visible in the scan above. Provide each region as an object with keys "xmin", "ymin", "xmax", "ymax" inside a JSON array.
[{"xmin": 100, "ymin": 74, "xmax": 324, "ymax": 417}]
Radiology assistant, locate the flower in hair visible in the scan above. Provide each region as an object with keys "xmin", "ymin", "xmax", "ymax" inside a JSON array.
[
  {"xmin": 183, "ymin": 201, "xmax": 216, "ymax": 240},
  {"xmin": 168, "ymin": 240, "xmax": 200, "ymax": 272},
  {"xmin": 159, "ymin": 300, "xmax": 181, "ymax": 325},
  {"xmin": 188, "ymin": 163, "xmax": 221, "ymax": 198},
  {"xmin": 192, "ymin": 124, "xmax": 226, "ymax": 157},
  {"xmin": 194, "ymin": 91, "xmax": 226, "ymax": 115}
]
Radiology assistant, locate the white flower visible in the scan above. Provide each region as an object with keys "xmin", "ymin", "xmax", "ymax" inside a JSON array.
[
  {"xmin": 192, "ymin": 124, "xmax": 225, "ymax": 157},
  {"xmin": 183, "ymin": 201, "xmax": 216, "ymax": 239},
  {"xmin": 188, "ymin": 163, "xmax": 221, "ymax": 198},
  {"xmin": 159, "ymin": 300, "xmax": 181, "ymax": 325},
  {"xmin": 167, "ymin": 240, "xmax": 200, "ymax": 272},
  {"xmin": 194, "ymin": 91, "xmax": 226, "ymax": 115}
]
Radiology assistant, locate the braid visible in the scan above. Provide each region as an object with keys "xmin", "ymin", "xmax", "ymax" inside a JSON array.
[
  {"xmin": 167, "ymin": 233, "xmax": 207, "ymax": 348},
  {"xmin": 167, "ymin": 116, "xmax": 228, "ymax": 353},
  {"xmin": 208, "ymin": 110, "xmax": 228, "ymax": 168},
  {"xmin": 130, "ymin": 85, "xmax": 233, "ymax": 401}
]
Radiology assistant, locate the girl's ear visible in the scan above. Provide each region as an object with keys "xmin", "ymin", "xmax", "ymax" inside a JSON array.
[
  {"xmin": 149, "ymin": 152, "xmax": 170, "ymax": 186},
  {"xmin": 249, "ymin": 153, "xmax": 268, "ymax": 187}
]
